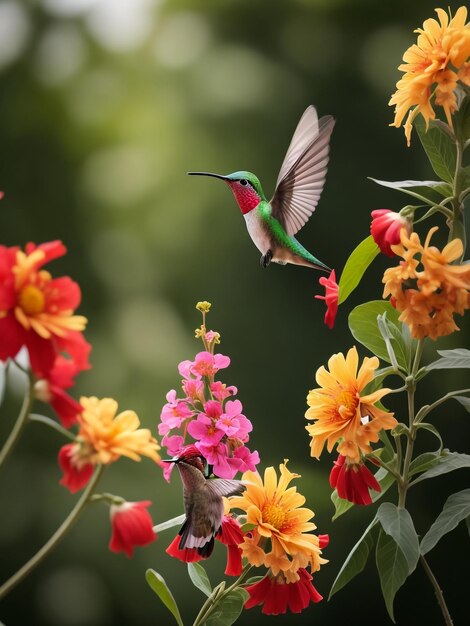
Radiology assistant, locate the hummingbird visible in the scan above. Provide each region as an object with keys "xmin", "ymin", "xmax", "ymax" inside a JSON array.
[
  {"xmin": 164, "ymin": 445, "xmax": 245, "ymax": 557},
  {"xmin": 188, "ymin": 105, "xmax": 335, "ymax": 271}
]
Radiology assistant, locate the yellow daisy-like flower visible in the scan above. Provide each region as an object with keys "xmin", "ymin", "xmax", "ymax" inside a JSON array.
[
  {"xmin": 75, "ymin": 396, "xmax": 161, "ymax": 465},
  {"xmin": 389, "ymin": 6, "xmax": 470, "ymax": 145},
  {"xmin": 230, "ymin": 461, "xmax": 326, "ymax": 583},
  {"xmin": 305, "ymin": 347, "xmax": 397, "ymax": 463},
  {"xmin": 383, "ymin": 227, "xmax": 470, "ymax": 340}
]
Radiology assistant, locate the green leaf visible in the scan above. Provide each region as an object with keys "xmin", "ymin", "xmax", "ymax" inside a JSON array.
[
  {"xmin": 188, "ymin": 562, "xmax": 212, "ymax": 597},
  {"xmin": 454, "ymin": 94, "xmax": 470, "ymax": 143},
  {"xmin": 203, "ymin": 588, "xmax": 249, "ymax": 626},
  {"xmin": 378, "ymin": 429, "xmax": 395, "ymax": 462},
  {"xmin": 369, "ymin": 177, "xmax": 452, "ymax": 199},
  {"xmin": 331, "ymin": 466, "xmax": 395, "ymax": 520},
  {"xmin": 415, "ymin": 116, "xmax": 456, "ymax": 184},
  {"xmin": 426, "ymin": 349, "xmax": 470, "ymax": 371},
  {"xmin": 377, "ymin": 503, "xmax": 419, "ymax": 574},
  {"xmin": 349, "ymin": 301, "xmax": 411, "ymax": 370},
  {"xmin": 153, "ymin": 514, "xmax": 186, "ymax": 533},
  {"xmin": 145, "ymin": 569, "xmax": 184, "ymax": 626},
  {"xmin": 409, "ymin": 452, "xmax": 442, "ymax": 477},
  {"xmin": 240, "ymin": 523, "xmax": 257, "ymax": 533},
  {"xmin": 415, "ymin": 422, "xmax": 443, "ymax": 452},
  {"xmin": 337, "ymin": 236, "xmax": 380, "ymax": 305},
  {"xmin": 376, "ymin": 528, "xmax": 409, "ymax": 622},
  {"xmin": 329, "ymin": 516, "xmax": 378, "ymax": 598},
  {"xmin": 410, "ymin": 452, "xmax": 470, "ymax": 486},
  {"xmin": 420, "ymin": 489, "xmax": 470, "ymax": 555},
  {"xmin": 453, "ymin": 396, "xmax": 470, "ymax": 412}
]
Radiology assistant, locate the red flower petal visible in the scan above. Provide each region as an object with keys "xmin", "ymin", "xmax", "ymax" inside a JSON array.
[
  {"xmin": 166, "ymin": 535, "xmax": 204, "ymax": 563},
  {"xmin": 315, "ymin": 269, "xmax": 338, "ymax": 329},
  {"xmin": 330, "ymin": 455, "xmax": 381, "ymax": 506},
  {"xmin": 58, "ymin": 444, "xmax": 94, "ymax": 493},
  {"xmin": 0, "ymin": 316, "xmax": 24, "ymax": 362},
  {"xmin": 109, "ymin": 501, "xmax": 156, "ymax": 558},
  {"xmin": 50, "ymin": 385, "xmax": 82, "ymax": 428}
]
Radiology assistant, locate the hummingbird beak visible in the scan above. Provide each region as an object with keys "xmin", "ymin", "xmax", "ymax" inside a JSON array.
[
  {"xmin": 161, "ymin": 458, "xmax": 179, "ymax": 464},
  {"xmin": 187, "ymin": 172, "xmax": 229, "ymax": 181}
]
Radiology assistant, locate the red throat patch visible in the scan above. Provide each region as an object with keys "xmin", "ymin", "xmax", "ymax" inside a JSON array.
[{"xmin": 228, "ymin": 183, "xmax": 261, "ymax": 214}]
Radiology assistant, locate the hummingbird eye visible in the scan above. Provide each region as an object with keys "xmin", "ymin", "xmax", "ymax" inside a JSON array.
[{"xmin": 239, "ymin": 179, "xmax": 248, "ymax": 186}]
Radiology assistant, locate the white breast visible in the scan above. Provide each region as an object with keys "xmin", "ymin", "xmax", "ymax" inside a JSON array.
[{"xmin": 244, "ymin": 210, "xmax": 271, "ymax": 255}]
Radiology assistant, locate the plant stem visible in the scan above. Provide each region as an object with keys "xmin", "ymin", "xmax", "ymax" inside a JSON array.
[
  {"xmin": 0, "ymin": 465, "xmax": 104, "ymax": 599},
  {"xmin": 28, "ymin": 413, "xmax": 76, "ymax": 440},
  {"xmin": 420, "ymin": 555, "xmax": 453, "ymax": 626},
  {"xmin": 415, "ymin": 388, "xmax": 470, "ymax": 423},
  {"xmin": 398, "ymin": 339, "xmax": 424, "ymax": 508},
  {"xmin": 449, "ymin": 136, "xmax": 466, "ymax": 253},
  {"xmin": 192, "ymin": 564, "xmax": 253, "ymax": 626},
  {"xmin": 0, "ymin": 371, "xmax": 35, "ymax": 470}
]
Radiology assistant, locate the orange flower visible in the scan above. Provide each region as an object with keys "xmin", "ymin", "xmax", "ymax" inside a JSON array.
[
  {"xmin": 305, "ymin": 347, "xmax": 396, "ymax": 463},
  {"xmin": 59, "ymin": 397, "xmax": 160, "ymax": 492},
  {"xmin": 389, "ymin": 7, "xmax": 470, "ymax": 144},
  {"xmin": 383, "ymin": 228, "xmax": 470, "ymax": 339},
  {"xmin": 230, "ymin": 461, "xmax": 326, "ymax": 582}
]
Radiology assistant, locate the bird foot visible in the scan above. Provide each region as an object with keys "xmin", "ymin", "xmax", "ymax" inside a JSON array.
[{"xmin": 260, "ymin": 250, "xmax": 273, "ymax": 268}]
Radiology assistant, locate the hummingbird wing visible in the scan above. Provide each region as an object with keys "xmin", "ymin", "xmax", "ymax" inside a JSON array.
[
  {"xmin": 205, "ymin": 478, "xmax": 246, "ymax": 498},
  {"xmin": 270, "ymin": 106, "xmax": 335, "ymax": 237}
]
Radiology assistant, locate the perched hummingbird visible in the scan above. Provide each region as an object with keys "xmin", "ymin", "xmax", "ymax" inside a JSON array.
[
  {"xmin": 188, "ymin": 105, "xmax": 335, "ymax": 271},
  {"xmin": 164, "ymin": 446, "xmax": 245, "ymax": 557}
]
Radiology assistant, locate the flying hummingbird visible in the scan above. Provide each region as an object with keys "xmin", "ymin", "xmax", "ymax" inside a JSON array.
[
  {"xmin": 164, "ymin": 446, "xmax": 245, "ymax": 557},
  {"xmin": 188, "ymin": 105, "xmax": 335, "ymax": 271}
]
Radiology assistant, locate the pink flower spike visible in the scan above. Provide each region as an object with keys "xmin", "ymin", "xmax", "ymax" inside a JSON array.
[
  {"xmin": 210, "ymin": 381, "xmax": 238, "ymax": 401},
  {"xmin": 233, "ymin": 445, "xmax": 260, "ymax": 472},
  {"xmin": 178, "ymin": 359, "xmax": 196, "ymax": 379},
  {"xmin": 315, "ymin": 269, "xmax": 338, "ymax": 329},
  {"xmin": 161, "ymin": 434, "xmax": 184, "ymax": 458},
  {"xmin": 159, "ymin": 398, "xmax": 193, "ymax": 434},
  {"xmin": 196, "ymin": 442, "xmax": 241, "ymax": 479},
  {"xmin": 182, "ymin": 378, "xmax": 204, "ymax": 402},
  {"xmin": 187, "ymin": 414, "xmax": 224, "ymax": 445},
  {"xmin": 204, "ymin": 400, "xmax": 223, "ymax": 419},
  {"xmin": 192, "ymin": 351, "xmax": 230, "ymax": 377}
]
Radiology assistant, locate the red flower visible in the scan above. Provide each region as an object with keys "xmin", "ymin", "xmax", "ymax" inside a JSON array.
[
  {"xmin": 58, "ymin": 443, "xmax": 94, "ymax": 493},
  {"xmin": 370, "ymin": 209, "xmax": 411, "ymax": 257},
  {"xmin": 35, "ymin": 355, "xmax": 84, "ymax": 427},
  {"xmin": 329, "ymin": 454, "xmax": 381, "ymax": 505},
  {"xmin": 166, "ymin": 535, "xmax": 204, "ymax": 563},
  {"xmin": 315, "ymin": 269, "xmax": 338, "ymax": 329},
  {"xmin": 216, "ymin": 515, "xmax": 244, "ymax": 576},
  {"xmin": 0, "ymin": 241, "xmax": 88, "ymax": 376},
  {"xmin": 167, "ymin": 515, "xmax": 243, "ymax": 574},
  {"xmin": 109, "ymin": 500, "xmax": 156, "ymax": 558},
  {"xmin": 245, "ymin": 569, "xmax": 322, "ymax": 616}
]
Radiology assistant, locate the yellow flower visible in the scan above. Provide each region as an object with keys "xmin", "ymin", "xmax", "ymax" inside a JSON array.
[
  {"xmin": 305, "ymin": 347, "xmax": 396, "ymax": 463},
  {"xmin": 383, "ymin": 228, "xmax": 470, "ymax": 339},
  {"xmin": 230, "ymin": 461, "xmax": 326, "ymax": 582},
  {"xmin": 196, "ymin": 301, "xmax": 211, "ymax": 313},
  {"xmin": 75, "ymin": 396, "xmax": 161, "ymax": 465},
  {"xmin": 389, "ymin": 7, "xmax": 470, "ymax": 145}
]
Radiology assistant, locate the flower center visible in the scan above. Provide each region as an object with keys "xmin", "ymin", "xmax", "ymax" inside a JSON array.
[
  {"xmin": 18, "ymin": 285, "xmax": 45, "ymax": 315},
  {"xmin": 336, "ymin": 389, "xmax": 358, "ymax": 416},
  {"xmin": 262, "ymin": 502, "xmax": 286, "ymax": 530}
]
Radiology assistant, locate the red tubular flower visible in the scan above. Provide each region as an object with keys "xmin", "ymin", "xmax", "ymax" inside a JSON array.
[
  {"xmin": 0, "ymin": 241, "xmax": 88, "ymax": 376},
  {"xmin": 245, "ymin": 569, "xmax": 322, "ymax": 616},
  {"xmin": 35, "ymin": 356, "xmax": 84, "ymax": 427},
  {"xmin": 315, "ymin": 269, "xmax": 338, "ymax": 329},
  {"xmin": 167, "ymin": 514, "xmax": 244, "ymax": 573},
  {"xmin": 109, "ymin": 501, "xmax": 156, "ymax": 558},
  {"xmin": 166, "ymin": 535, "xmax": 204, "ymax": 563},
  {"xmin": 216, "ymin": 515, "xmax": 243, "ymax": 576},
  {"xmin": 58, "ymin": 443, "xmax": 94, "ymax": 493},
  {"xmin": 329, "ymin": 454, "xmax": 381, "ymax": 505},
  {"xmin": 370, "ymin": 209, "xmax": 411, "ymax": 257}
]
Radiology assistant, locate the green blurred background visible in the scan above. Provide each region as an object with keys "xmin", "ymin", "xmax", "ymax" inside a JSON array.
[{"xmin": 1, "ymin": 0, "xmax": 469, "ymax": 624}]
